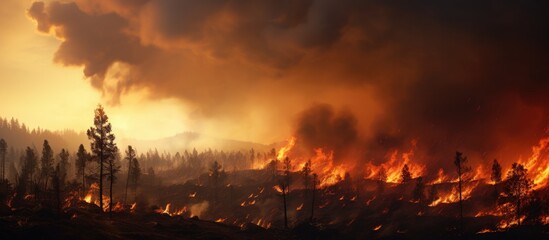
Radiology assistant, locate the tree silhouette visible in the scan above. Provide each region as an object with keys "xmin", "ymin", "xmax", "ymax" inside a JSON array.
[
  {"xmin": 87, "ymin": 104, "xmax": 117, "ymax": 212},
  {"xmin": 310, "ymin": 173, "xmax": 317, "ymax": 222},
  {"xmin": 504, "ymin": 163, "xmax": 533, "ymax": 226},
  {"xmin": 401, "ymin": 164, "xmax": 412, "ymax": 184},
  {"xmin": 454, "ymin": 151, "xmax": 470, "ymax": 233},
  {"xmin": 129, "ymin": 157, "xmax": 141, "ymax": 201},
  {"xmin": 491, "ymin": 159, "xmax": 502, "ymax": 201},
  {"xmin": 75, "ymin": 144, "xmax": 89, "ymax": 197},
  {"xmin": 491, "ymin": 159, "xmax": 502, "ymax": 184},
  {"xmin": 412, "ymin": 177, "xmax": 425, "ymax": 202},
  {"xmin": 301, "ymin": 159, "xmax": 311, "ymax": 191},
  {"xmin": 0, "ymin": 138, "xmax": 7, "ymax": 181},
  {"xmin": 22, "ymin": 147, "xmax": 37, "ymax": 194},
  {"xmin": 124, "ymin": 146, "xmax": 137, "ymax": 204},
  {"xmin": 58, "ymin": 148, "xmax": 69, "ymax": 188},
  {"xmin": 278, "ymin": 180, "xmax": 289, "ymax": 229},
  {"xmin": 283, "ymin": 157, "xmax": 291, "ymax": 193},
  {"xmin": 209, "ymin": 160, "xmax": 222, "ymax": 203},
  {"xmin": 378, "ymin": 167, "xmax": 387, "ymax": 194},
  {"xmin": 52, "ymin": 163, "xmax": 61, "ymax": 214},
  {"xmin": 106, "ymin": 144, "xmax": 120, "ymax": 216},
  {"xmin": 40, "ymin": 140, "xmax": 54, "ymax": 191}
]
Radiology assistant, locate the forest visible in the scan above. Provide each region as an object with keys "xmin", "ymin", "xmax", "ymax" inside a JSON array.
[{"xmin": 0, "ymin": 105, "xmax": 547, "ymax": 240}]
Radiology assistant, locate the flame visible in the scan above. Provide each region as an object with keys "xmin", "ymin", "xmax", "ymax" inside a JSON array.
[
  {"xmin": 296, "ymin": 203, "xmax": 304, "ymax": 211},
  {"xmin": 273, "ymin": 185, "xmax": 283, "ymax": 194},
  {"xmin": 373, "ymin": 225, "xmax": 382, "ymax": 231},
  {"xmin": 215, "ymin": 218, "xmax": 226, "ymax": 223},
  {"xmin": 277, "ymin": 137, "xmax": 296, "ymax": 160},
  {"xmin": 83, "ymin": 194, "xmax": 92, "ymax": 203},
  {"xmin": 310, "ymin": 148, "xmax": 348, "ymax": 187},
  {"xmin": 429, "ymin": 168, "xmax": 449, "ymax": 185},
  {"xmin": 477, "ymin": 229, "xmax": 494, "ymax": 234},
  {"xmin": 364, "ymin": 141, "xmax": 425, "ymax": 183},
  {"xmin": 520, "ymin": 136, "xmax": 549, "ymax": 189},
  {"xmin": 428, "ymin": 181, "xmax": 479, "ymax": 207},
  {"xmin": 189, "ymin": 192, "xmax": 197, "ymax": 198}
]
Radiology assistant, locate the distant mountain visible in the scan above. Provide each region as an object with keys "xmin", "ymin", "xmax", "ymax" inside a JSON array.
[
  {"xmin": 119, "ymin": 132, "xmax": 274, "ymax": 154},
  {"xmin": 0, "ymin": 117, "xmax": 276, "ymax": 154}
]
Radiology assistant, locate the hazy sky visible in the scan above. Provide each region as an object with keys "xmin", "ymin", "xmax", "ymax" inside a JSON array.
[
  {"xmin": 2, "ymin": 0, "xmax": 549, "ymax": 173},
  {"xmin": 1, "ymin": 0, "xmax": 195, "ymax": 141}
]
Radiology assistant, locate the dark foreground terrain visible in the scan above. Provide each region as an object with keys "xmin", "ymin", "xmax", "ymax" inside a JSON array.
[{"xmin": 0, "ymin": 203, "xmax": 547, "ymax": 240}]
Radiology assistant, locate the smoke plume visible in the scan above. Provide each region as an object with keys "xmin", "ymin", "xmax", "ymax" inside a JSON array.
[{"xmin": 28, "ymin": 0, "xmax": 549, "ymax": 176}]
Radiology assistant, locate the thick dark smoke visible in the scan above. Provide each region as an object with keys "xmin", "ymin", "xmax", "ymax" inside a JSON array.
[
  {"xmin": 28, "ymin": 0, "xmax": 549, "ymax": 177},
  {"xmin": 294, "ymin": 104, "xmax": 358, "ymax": 161}
]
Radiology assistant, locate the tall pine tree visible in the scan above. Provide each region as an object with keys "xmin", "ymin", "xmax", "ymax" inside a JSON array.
[{"xmin": 87, "ymin": 105, "xmax": 117, "ymax": 212}]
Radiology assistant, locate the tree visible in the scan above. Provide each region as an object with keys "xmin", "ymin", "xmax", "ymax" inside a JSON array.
[
  {"xmin": 209, "ymin": 160, "xmax": 222, "ymax": 203},
  {"xmin": 301, "ymin": 159, "xmax": 311, "ymax": 191},
  {"xmin": 0, "ymin": 138, "xmax": 7, "ymax": 181},
  {"xmin": 504, "ymin": 163, "xmax": 533, "ymax": 226},
  {"xmin": 52, "ymin": 163, "xmax": 61, "ymax": 213},
  {"xmin": 40, "ymin": 140, "xmax": 54, "ymax": 191},
  {"xmin": 106, "ymin": 144, "xmax": 120, "ymax": 216},
  {"xmin": 21, "ymin": 147, "xmax": 38, "ymax": 193},
  {"xmin": 124, "ymin": 146, "xmax": 137, "ymax": 204},
  {"xmin": 401, "ymin": 164, "xmax": 412, "ymax": 184},
  {"xmin": 412, "ymin": 177, "xmax": 425, "ymax": 202},
  {"xmin": 129, "ymin": 158, "xmax": 141, "ymax": 201},
  {"xmin": 454, "ymin": 151, "xmax": 471, "ymax": 233},
  {"xmin": 283, "ymin": 157, "xmax": 291, "ymax": 193},
  {"xmin": 378, "ymin": 167, "xmax": 387, "ymax": 193},
  {"xmin": 491, "ymin": 159, "xmax": 502, "ymax": 200},
  {"xmin": 87, "ymin": 104, "xmax": 117, "ymax": 212},
  {"xmin": 277, "ymin": 180, "xmax": 289, "ymax": 229},
  {"xmin": 491, "ymin": 159, "xmax": 502, "ymax": 184},
  {"xmin": 310, "ymin": 173, "xmax": 317, "ymax": 222},
  {"xmin": 58, "ymin": 149, "xmax": 69, "ymax": 187},
  {"xmin": 75, "ymin": 144, "xmax": 89, "ymax": 197}
]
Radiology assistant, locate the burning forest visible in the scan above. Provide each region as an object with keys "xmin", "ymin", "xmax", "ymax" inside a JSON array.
[
  {"xmin": 1, "ymin": 104, "xmax": 549, "ymax": 240},
  {"xmin": 2, "ymin": 0, "xmax": 549, "ymax": 239}
]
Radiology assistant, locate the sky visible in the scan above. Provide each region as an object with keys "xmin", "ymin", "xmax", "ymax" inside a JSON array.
[
  {"xmin": 0, "ymin": 0, "xmax": 190, "ymax": 141},
  {"xmin": 1, "ymin": 0, "xmax": 549, "ymax": 173}
]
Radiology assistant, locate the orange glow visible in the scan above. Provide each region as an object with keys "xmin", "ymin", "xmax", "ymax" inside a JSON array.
[
  {"xmin": 277, "ymin": 136, "xmax": 296, "ymax": 160},
  {"xmin": 364, "ymin": 140, "xmax": 425, "ymax": 183},
  {"xmin": 519, "ymin": 136, "xmax": 549, "ymax": 189},
  {"xmin": 373, "ymin": 225, "xmax": 382, "ymax": 231},
  {"xmin": 428, "ymin": 181, "xmax": 479, "ymax": 207}
]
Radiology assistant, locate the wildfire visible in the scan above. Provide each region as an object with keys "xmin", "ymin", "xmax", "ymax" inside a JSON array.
[
  {"xmin": 520, "ymin": 136, "xmax": 549, "ymax": 189},
  {"xmin": 428, "ymin": 181, "xmax": 479, "ymax": 207},
  {"xmin": 155, "ymin": 203, "xmax": 187, "ymax": 216},
  {"xmin": 364, "ymin": 141, "xmax": 425, "ymax": 183},
  {"xmin": 277, "ymin": 136, "xmax": 296, "ymax": 160}
]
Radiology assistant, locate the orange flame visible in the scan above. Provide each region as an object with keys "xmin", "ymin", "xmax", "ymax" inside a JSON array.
[
  {"xmin": 365, "ymin": 141, "xmax": 425, "ymax": 183},
  {"xmin": 277, "ymin": 136, "xmax": 296, "ymax": 160},
  {"xmin": 520, "ymin": 136, "xmax": 549, "ymax": 189}
]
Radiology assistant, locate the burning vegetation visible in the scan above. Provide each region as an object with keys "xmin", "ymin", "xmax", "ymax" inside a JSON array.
[{"xmin": 0, "ymin": 105, "xmax": 548, "ymax": 239}]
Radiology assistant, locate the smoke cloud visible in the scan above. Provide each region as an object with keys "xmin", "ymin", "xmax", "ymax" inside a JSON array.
[{"xmin": 28, "ymin": 1, "xmax": 549, "ymax": 176}]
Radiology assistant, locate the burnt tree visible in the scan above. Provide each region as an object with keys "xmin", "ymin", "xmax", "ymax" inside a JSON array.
[
  {"xmin": 504, "ymin": 163, "xmax": 533, "ymax": 226},
  {"xmin": 454, "ymin": 151, "xmax": 470, "ymax": 234}
]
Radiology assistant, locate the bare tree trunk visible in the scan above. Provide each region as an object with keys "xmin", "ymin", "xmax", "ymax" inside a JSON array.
[
  {"xmin": 124, "ymin": 157, "xmax": 131, "ymax": 205},
  {"xmin": 99, "ymin": 135, "xmax": 104, "ymax": 211},
  {"xmin": 109, "ymin": 161, "xmax": 113, "ymax": 218},
  {"xmin": 282, "ymin": 185, "xmax": 288, "ymax": 229},
  {"xmin": 310, "ymin": 174, "xmax": 316, "ymax": 222},
  {"xmin": 82, "ymin": 161, "xmax": 86, "ymax": 198},
  {"xmin": 458, "ymin": 166, "xmax": 463, "ymax": 233}
]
